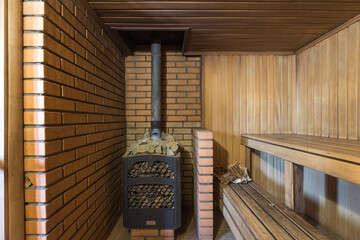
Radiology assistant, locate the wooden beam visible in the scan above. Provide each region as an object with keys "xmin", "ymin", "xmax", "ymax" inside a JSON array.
[
  {"xmin": 284, "ymin": 161, "xmax": 304, "ymax": 212},
  {"xmin": 185, "ymin": 51, "xmax": 295, "ymax": 56},
  {"xmin": 296, "ymin": 13, "xmax": 360, "ymax": 54},
  {"xmin": 244, "ymin": 147, "xmax": 253, "ymax": 177},
  {"xmin": 293, "ymin": 164, "xmax": 304, "ymax": 214},
  {"xmin": 284, "ymin": 160, "xmax": 294, "ymax": 210}
]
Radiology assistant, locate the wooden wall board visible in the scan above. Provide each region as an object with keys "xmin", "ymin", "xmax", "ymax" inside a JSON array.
[{"xmin": 202, "ymin": 54, "xmax": 296, "ymax": 167}]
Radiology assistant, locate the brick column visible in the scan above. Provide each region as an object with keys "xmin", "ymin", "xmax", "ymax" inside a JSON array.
[
  {"xmin": 193, "ymin": 129, "xmax": 214, "ymax": 240},
  {"xmin": 131, "ymin": 229, "xmax": 174, "ymax": 240}
]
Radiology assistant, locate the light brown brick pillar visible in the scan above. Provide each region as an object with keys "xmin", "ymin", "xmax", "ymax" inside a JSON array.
[
  {"xmin": 131, "ymin": 229, "xmax": 175, "ymax": 240},
  {"xmin": 193, "ymin": 129, "xmax": 214, "ymax": 240}
]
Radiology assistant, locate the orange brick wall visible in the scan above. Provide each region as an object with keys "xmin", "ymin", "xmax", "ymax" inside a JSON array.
[
  {"xmin": 125, "ymin": 45, "xmax": 201, "ymax": 206},
  {"xmin": 193, "ymin": 129, "xmax": 214, "ymax": 240},
  {"xmin": 23, "ymin": 0, "xmax": 126, "ymax": 239}
]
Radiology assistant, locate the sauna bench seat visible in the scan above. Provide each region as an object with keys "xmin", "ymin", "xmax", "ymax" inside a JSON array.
[
  {"xmin": 241, "ymin": 134, "xmax": 360, "ymax": 186},
  {"xmin": 217, "ymin": 181, "xmax": 335, "ymax": 240}
]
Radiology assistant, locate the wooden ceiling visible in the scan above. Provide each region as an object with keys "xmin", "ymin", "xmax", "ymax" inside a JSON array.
[{"xmin": 87, "ymin": 0, "xmax": 360, "ymax": 54}]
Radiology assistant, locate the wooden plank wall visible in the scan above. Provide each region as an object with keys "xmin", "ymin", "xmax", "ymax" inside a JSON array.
[
  {"xmin": 202, "ymin": 55, "xmax": 295, "ymax": 202},
  {"xmin": 296, "ymin": 21, "xmax": 360, "ymax": 240},
  {"xmin": 202, "ymin": 20, "xmax": 360, "ymax": 240},
  {"xmin": 202, "ymin": 55, "xmax": 296, "ymax": 162}
]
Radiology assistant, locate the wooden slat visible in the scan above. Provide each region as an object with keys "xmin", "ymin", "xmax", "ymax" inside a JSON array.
[
  {"xmin": 217, "ymin": 183, "xmax": 254, "ymax": 240},
  {"xmin": 219, "ymin": 198, "xmax": 245, "ymax": 240},
  {"xmin": 96, "ymin": 9, "xmax": 360, "ymax": 18},
  {"xmin": 216, "ymin": 180, "xmax": 333, "ymax": 240},
  {"xmin": 231, "ymin": 184, "xmax": 294, "ymax": 239},
  {"xmin": 220, "ymin": 183, "xmax": 274, "ymax": 239},
  {"xmin": 247, "ymin": 182, "xmax": 337, "ymax": 240},
  {"xmin": 109, "ymin": 23, "xmax": 340, "ymax": 30},
  {"xmin": 236, "ymin": 184, "xmax": 314, "ymax": 240},
  {"xmin": 102, "ymin": 17, "xmax": 348, "ymax": 24}
]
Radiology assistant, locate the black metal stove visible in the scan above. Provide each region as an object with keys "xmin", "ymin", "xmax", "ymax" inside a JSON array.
[
  {"xmin": 123, "ymin": 153, "xmax": 181, "ymax": 229},
  {"xmin": 123, "ymin": 36, "xmax": 182, "ymax": 230}
]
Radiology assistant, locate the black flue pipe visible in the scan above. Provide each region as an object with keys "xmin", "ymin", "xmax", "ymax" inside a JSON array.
[{"xmin": 151, "ymin": 39, "xmax": 161, "ymax": 140}]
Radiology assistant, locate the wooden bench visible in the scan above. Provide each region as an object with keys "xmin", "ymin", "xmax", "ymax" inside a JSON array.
[
  {"xmin": 241, "ymin": 134, "xmax": 360, "ymax": 211},
  {"xmin": 216, "ymin": 181, "xmax": 335, "ymax": 240},
  {"xmin": 215, "ymin": 133, "xmax": 360, "ymax": 239}
]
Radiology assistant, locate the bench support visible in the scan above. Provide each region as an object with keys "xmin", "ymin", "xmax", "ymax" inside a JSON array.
[
  {"xmin": 284, "ymin": 161, "xmax": 304, "ymax": 212},
  {"xmin": 245, "ymin": 146, "xmax": 254, "ymax": 177}
]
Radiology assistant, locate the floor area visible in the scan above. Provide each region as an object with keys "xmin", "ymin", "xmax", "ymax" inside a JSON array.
[{"xmin": 107, "ymin": 207, "xmax": 235, "ymax": 240}]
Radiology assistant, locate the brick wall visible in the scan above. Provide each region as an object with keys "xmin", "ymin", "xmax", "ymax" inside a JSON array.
[
  {"xmin": 130, "ymin": 229, "xmax": 174, "ymax": 240},
  {"xmin": 125, "ymin": 45, "xmax": 201, "ymax": 206},
  {"xmin": 23, "ymin": 0, "xmax": 126, "ymax": 239},
  {"xmin": 193, "ymin": 129, "xmax": 214, "ymax": 240}
]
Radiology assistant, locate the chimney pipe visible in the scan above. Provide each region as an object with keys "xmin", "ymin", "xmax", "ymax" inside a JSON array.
[{"xmin": 151, "ymin": 39, "xmax": 161, "ymax": 140}]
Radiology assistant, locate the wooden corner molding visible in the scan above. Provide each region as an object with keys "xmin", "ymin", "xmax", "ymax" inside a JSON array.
[{"xmin": 296, "ymin": 13, "xmax": 360, "ymax": 54}]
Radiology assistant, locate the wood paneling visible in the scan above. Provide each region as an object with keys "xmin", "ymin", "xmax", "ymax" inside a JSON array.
[
  {"xmin": 295, "ymin": 20, "xmax": 360, "ymax": 240},
  {"xmin": 203, "ymin": 19, "xmax": 360, "ymax": 240},
  {"xmin": 87, "ymin": 0, "xmax": 360, "ymax": 54},
  {"xmin": 202, "ymin": 55, "xmax": 296, "ymax": 168},
  {"xmin": 296, "ymin": 21, "xmax": 360, "ymax": 140}
]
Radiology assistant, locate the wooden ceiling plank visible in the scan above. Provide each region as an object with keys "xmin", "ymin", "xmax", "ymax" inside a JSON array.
[
  {"xmin": 100, "ymin": 17, "xmax": 349, "ymax": 24},
  {"xmin": 108, "ymin": 23, "xmax": 339, "ymax": 30},
  {"xmin": 96, "ymin": 9, "xmax": 359, "ymax": 18},
  {"xmin": 101, "ymin": 17, "xmax": 347, "ymax": 25},
  {"xmin": 89, "ymin": 2, "xmax": 360, "ymax": 11},
  {"xmin": 89, "ymin": 0, "xmax": 360, "ymax": 2},
  {"xmin": 87, "ymin": 0, "xmax": 360, "ymax": 53},
  {"xmin": 114, "ymin": 27, "xmax": 329, "ymax": 34}
]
